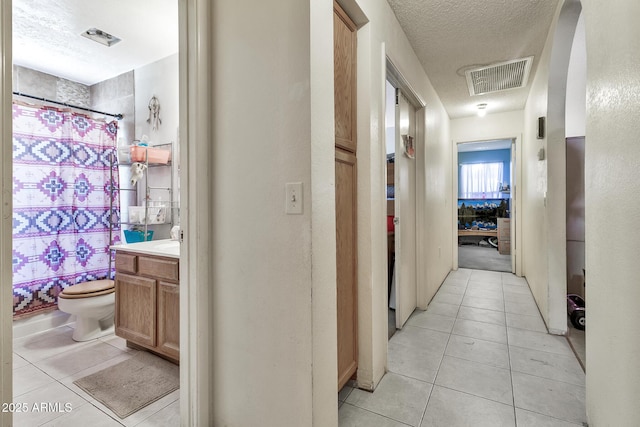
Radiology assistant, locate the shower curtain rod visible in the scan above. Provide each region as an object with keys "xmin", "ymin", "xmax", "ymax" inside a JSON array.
[{"xmin": 12, "ymin": 91, "xmax": 123, "ymax": 120}]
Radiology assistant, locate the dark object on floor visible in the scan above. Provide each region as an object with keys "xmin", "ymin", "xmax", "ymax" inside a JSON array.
[{"xmin": 567, "ymin": 294, "xmax": 585, "ymax": 330}]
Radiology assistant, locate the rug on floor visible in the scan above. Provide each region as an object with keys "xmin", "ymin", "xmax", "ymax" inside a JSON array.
[{"xmin": 73, "ymin": 351, "xmax": 179, "ymax": 418}]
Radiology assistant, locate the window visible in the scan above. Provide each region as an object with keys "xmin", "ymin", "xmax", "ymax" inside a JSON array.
[{"xmin": 460, "ymin": 162, "xmax": 504, "ymax": 199}]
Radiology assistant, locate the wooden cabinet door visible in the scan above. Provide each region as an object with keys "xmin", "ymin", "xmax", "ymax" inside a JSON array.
[
  {"xmin": 335, "ymin": 1, "xmax": 358, "ymax": 391},
  {"xmin": 157, "ymin": 281, "xmax": 180, "ymax": 360},
  {"xmin": 334, "ymin": 2, "xmax": 357, "ymax": 153},
  {"xmin": 336, "ymin": 149, "xmax": 358, "ymax": 390},
  {"xmin": 115, "ymin": 273, "xmax": 157, "ymax": 347}
]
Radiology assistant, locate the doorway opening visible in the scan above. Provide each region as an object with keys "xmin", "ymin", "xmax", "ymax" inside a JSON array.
[
  {"xmin": 4, "ymin": 0, "xmax": 196, "ymax": 424},
  {"xmin": 384, "ymin": 80, "xmax": 396, "ymax": 339},
  {"xmin": 457, "ymin": 139, "xmax": 514, "ymax": 273},
  {"xmin": 385, "ymin": 59, "xmax": 424, "ymax": 337}
]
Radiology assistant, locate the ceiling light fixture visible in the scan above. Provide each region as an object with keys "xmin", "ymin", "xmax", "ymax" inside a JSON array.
[
  {"xmin": 477, "ymin": 103, "xmax": 488, "ymax": 117},
  {"xmin": 81, "ymin": 28, "xmax": 121, "ymax": 47}
]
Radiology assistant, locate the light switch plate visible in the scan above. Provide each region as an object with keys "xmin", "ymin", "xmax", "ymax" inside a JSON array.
[{"xmin": 285, "ymin": 182, "xmax": 303, "ymax": 214}]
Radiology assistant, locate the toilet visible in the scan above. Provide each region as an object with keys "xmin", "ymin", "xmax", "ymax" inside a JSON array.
[{"xmin": 57, "ymin": 279, "xmax": 115, "ymax": 342}]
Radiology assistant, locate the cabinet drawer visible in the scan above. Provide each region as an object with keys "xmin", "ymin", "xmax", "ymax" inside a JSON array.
[
  {"xmin": 115, "ymin": 253, "xmax": 137, "ymax": 274},
  {"xmin": 138, "ymin": 256, "xmax": 179, "ymax": 282}
]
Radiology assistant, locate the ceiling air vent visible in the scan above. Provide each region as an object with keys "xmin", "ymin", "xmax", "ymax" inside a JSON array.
[
  {"xmin": 81, "ymin": 28, "xmax": 121, "ymax": 47},
  {"xmin": 465, "ymin": 57, "xmax": 534, "ymax": 96}
]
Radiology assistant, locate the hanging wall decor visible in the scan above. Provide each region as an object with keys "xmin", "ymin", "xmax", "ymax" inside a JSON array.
[
  {"xmin": 147, "ymin": 95, "xmax": 161, "ymax": 130},
  {"xmin": 402, "ymin": 134, "xmax": 415, "ymax": 159}
]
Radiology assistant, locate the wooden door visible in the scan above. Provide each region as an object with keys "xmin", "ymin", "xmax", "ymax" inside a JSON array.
[
  {"xmin": 334, "ymin": 3, "xmax": 357, "ymax": 154},
  {"xmin": 334, "ymin": 1, "xmax": 358, "ymax": 391},
  {"xmin": 157, "ymin": 281, "xmax": 180, "ymax": 360},
  {"xmin": 335, "ymin": 150, "xmax": 357, "ymax": 389},
  {"xmin": 115, "ymin": 273, "xmax": 157, "ymax": 347}
]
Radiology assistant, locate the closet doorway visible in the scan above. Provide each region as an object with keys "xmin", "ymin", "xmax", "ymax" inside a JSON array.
[{"xmin": 456, "ymin": 139, "xmax": 514, "ymax": 273}]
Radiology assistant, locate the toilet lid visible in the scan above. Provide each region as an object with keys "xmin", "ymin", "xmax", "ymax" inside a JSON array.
[{"xmin": 59, "ymin": 280, "xmax": 115, "ymax": 299}]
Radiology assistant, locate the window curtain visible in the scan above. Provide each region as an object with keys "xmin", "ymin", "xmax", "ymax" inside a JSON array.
[
  {"xmin": 460, "ymin": 162, "xmax": 504, "ymax": 199},
  {"xmin": 12, "ymin": 104, "xmax": 120, "ymax": 317}
]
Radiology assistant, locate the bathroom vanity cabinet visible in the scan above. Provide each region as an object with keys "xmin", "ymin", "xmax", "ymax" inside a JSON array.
[{"xmin": 114, "ymin": 251, "xmax": 179, "ymax": 363}]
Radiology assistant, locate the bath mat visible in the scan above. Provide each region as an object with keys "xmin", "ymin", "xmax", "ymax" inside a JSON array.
[{"xmin": 73, "ymin": 351, "xmax": 179, "ymax": 418}]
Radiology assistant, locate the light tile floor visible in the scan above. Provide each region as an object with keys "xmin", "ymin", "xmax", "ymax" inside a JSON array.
[
  {"xmin": 339, "ymin": 268, "xmax": 587, "ymax": 427},
  {"xmin": 12, "ymin": 326, "xmax": 179, "ymax": 427}
]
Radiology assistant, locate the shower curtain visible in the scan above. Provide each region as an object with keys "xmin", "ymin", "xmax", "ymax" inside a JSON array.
[{"xmin": 12, "ymin": 104, "xmax": 120, "ymax": 317}]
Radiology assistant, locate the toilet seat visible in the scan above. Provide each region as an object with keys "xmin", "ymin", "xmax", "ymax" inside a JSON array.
[{"xmin": 59, "ymin": 279, "xmax": 115, "ymax": 299}]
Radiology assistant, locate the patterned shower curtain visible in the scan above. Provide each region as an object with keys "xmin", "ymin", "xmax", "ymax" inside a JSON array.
[{"xmin": 12, "ymin": 104, "xmax": 120, "ymax": 317}]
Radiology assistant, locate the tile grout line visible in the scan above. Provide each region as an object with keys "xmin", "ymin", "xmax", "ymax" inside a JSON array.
[
  {"xmin": 503, "ymin": 273, "xmax": 519, "ymax": 426},
  {"xmin": 57, "ymin": 374, "xmax": 126, "ymax": 425},
  {"xmin": 13, "ymin": 327, "xmax": 164, "ymax": 426},
  {"xmin": 18, "ymin": 345, "xmax": 127, "ymax": 426},
  {"xmin": 340, "ymin": 402, "xmax": 414, "ymax": 427},
  {"xmin": 417, "ymin": 272, "xmax": 470, "ymax": 427},
  {"xmin": 434, "ymin": 383, "xmax": 516, "ymax": 409}
]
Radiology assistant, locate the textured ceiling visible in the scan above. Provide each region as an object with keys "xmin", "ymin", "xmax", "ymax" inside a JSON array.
[
  {"xmin": 386, "ymin": 0, "xmax": 560, "ymax": 119},
  {"xmin": 13, "ymin": 0, "xmax": 178, "ymax": 86}
]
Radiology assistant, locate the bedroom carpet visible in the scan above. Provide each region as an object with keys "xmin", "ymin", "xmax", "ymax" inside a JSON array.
[{"xmin": 458, "ymin": 245, "xmax": 511, "ymax": 272}]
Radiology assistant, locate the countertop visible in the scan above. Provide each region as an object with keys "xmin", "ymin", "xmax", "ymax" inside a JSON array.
[{"xmin": 110, "ymin": 239, "xmax": 180, "ymax": 259}]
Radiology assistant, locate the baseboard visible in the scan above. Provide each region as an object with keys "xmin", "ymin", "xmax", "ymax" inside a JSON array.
[
  {"xmin": 547, "ymin": 327, "xmax": 567, "ymax": 336},
  {"xmin": 12, "ymin": 309, "xmax": 74, "ymax": 339}
]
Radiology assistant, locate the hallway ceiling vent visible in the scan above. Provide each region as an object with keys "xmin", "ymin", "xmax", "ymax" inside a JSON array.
[{"xmin": 465, "ymin": 57, "xmax": 534, "ymax": 96}]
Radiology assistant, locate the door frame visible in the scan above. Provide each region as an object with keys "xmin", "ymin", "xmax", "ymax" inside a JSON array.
[
  {"xmin": 0, "ymin": 0, "xmax": 212, "ymax": 424},
  {"xmin": 0, "ymin": 2, "xmax": 13, "ymax": 424},
  {"xmin": 385, "ymin": 59, "xmax": 425, "ymax": 327},
  {"xmin": 393, "ymin": 89, "xmax": 417, "ymax": 328},
  {"xmin": 453, "ymin": 136, "xmax": 522, "ymax": 276},
  {"xmin": 178, "ymin": 0, "xmax": 212, "ymax": 423}
]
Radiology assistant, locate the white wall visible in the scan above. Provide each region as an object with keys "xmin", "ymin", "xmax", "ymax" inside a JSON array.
[
  {"xmin": 208, "ymin": 0, "xmax": 452, "ymax": 423},
  {"xmin": 134, "ymin": 54, "xmax": 179, "ymax": 239},
  {"xmin": 135, "ymin": 54, "xmax": 179, "ymax": 145},
  {"xmin": 565, "ymin": 13, "xmax": 586, "ymax": 138},
  {"xmin": 565, "ymin": 13, "xmax": 586, "ymax": 298},
  {"xmin": 522, "ymin": 37, "xmax": 551, "ymax": 329},
  {"xmin": 345, "ymin": 0, "xmax": 452, "ymax": 392},
  {"xmin": 521, "ymin": 0, "xmax": 581, "ymax": 334},
  {"xmin": 209, "ymin": 1, "xmax": 316, "ymax": 425},
  {"xmin": 310, "ymin": 0, "xmax": 338, "ymax": 424},
  {"xmin": 451, "ymin": 111, "xmax": 524, "ymax": 275},
  {"xmin": 583, "ymin": 1, "xmax": 640, "ymax": 424},
  {"xmin": 451, "ymin": 111, "xmax": 524, "ymax": 144}
]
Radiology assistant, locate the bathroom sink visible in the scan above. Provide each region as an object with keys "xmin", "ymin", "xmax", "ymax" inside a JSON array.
[
  {"xmin": 148, "ymin": 240, "xmax": 180, "ymax": 256},
  {"xmin": 152, "ymin": 241, "xmax": 180, "ymax": 250},
  {"xmin": 111, "ymin": 239, "xmax": 180, "ymax": 258}
]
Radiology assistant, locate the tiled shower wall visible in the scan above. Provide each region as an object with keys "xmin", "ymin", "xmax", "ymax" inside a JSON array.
[
  {"xmin": 13, "ymin": 65, "xmax": 90, "ymax": 108},
  {"xmin": 12, "ymin": 65, "xmax": 134, "ymax": 144},
  {"xmin": 12, "ymin": 65, "xmax": 137, "ymax": 253},
  {"xmin": 91, "ymin": 72, "xmax": 137, "ymax": 220},
  {"xmin": 90, "ymin": 71, "xmax": 135, "ymax": 145}
]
